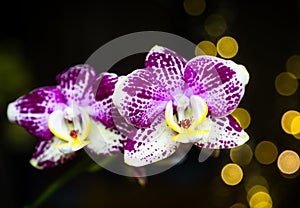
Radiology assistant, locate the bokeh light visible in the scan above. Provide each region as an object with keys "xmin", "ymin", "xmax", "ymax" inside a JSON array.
[
  {"xmin": 221, "ymin": 163, "xmax": 243, "ymax": 186},
  {"xmin": 244, "ymin": 175, "xmax": 269, "ymax": 192},
  {"xmin": 275, "ymin": 72, "xmax": 298, "ymax": 96},
  {"xmin": 183, "ymin": 0, "xmax": 206, "ymax": 16},
  {"xmin": 277, "ymin": 150, "xmax": 300, "ymax": 175},
  {"xmin": 195, "ymin": 40, "xmax": 217, "ymax": 56},
  {"xmin": 231, "ymin": 108, "xmax": 251, "ymax": 129},
  {"xmin": 249, "ymin": 192, "xmax": 272, "ymax": 208},
  {"xmin": 230, "ymin": 144, "xmax": 253, "ymax": 166},
  {"xmin": 290, "ymin": 115, "xmax": 300, "ymax": 135},
  {"xmin": 254, "ymin": 141, "xmax": 278, "ymax": 165},
  {"xmin": 286, "ymin": 55, "xmax": 300, "ymax": 79},
  {"xmin": 229, "ymin": 202, "xmax": 247, "ymax": 208},
  {"xmin": 204, "ymin": 14, "xmax": 227, "ymax": 37},
  {"xmin": 281, "ymin": 110, "xmax": 300, "ymax": 134},
  {"xmin": 247, "ymin": 185, "xmax": 269, "ymax": 202},
  {"xmin": 217, "ymin": 36, "xmax": 238, "ymax": 59}
]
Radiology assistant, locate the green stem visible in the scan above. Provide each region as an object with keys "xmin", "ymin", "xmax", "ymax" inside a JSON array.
[{"xmin": 25, "ymin": 157, "xmax": 100, "ymax": 208}]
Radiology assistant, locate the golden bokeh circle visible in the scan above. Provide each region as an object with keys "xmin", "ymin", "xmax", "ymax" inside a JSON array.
[
  {"xmin": 281, "ymin": 110, "xmax": 300, "ymax": 134},
  {"xmin": 286, "ymin": 55, "xmax": 300, "ymax": 79},
  {"xmin": 275, "ymin": 72, "xmax": 298, "ymax": 96},
  {"xmin": 195, "ymin": 40, "xmax": 217, "ymax": 56},
  {"xmin": 217, "ymin": 36, "xmax": 239, "ymax": 59},
  {"xmin": 231, "ymin": 108, "xmax": 251, "ymax": 129},
  {"xmin": 247, "ymin": 185, "xmax": 269, "ymax": 202},
  {"xmin": 249, "ymin": 192, "xmax": 272, "ymax": 208},
  {"xmin": 244, "ymin": 175, "xmax": 269, "ymax": 192},
  {"xmin": 230, "ymin": 144, "xmax": 253, "ymax": 166},
  {"xmin": 221, "ymin": 163, "xmax": 243, "ymax": 186},
  {"xmin": 183, "ymin": 0, "xmax": 206, "ymax": 16},
  {"xmin": 229, "ymin": 203, "xmax": 247, "ymax": 208},
  {"xmin": 204, "ymin": 14, "xmax": 227, "ymax": 37},
  {"xmin": 277, "ymin": 150, "xmax": 300, "ymax": 175},
  {"xmin": 290, "ymin": 115, "xmax": 300, "ymax": 135},
  {"xmin": 254, "ymin": 141, "xmax": 278, "ymax": 165}
]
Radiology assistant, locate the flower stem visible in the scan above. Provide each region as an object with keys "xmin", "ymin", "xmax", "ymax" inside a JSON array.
[{"xmin": 25, "ymin": 157, "xmax": 100, "ymax": 208}]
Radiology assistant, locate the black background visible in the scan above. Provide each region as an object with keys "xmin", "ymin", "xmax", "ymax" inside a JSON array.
[{"xmin": 1, "ymin": 0, "xmax": 300, "ymax": 207}]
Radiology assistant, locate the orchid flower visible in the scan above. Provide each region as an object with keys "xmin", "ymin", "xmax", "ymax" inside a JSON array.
[
  {"xmin": 7, "ymin": 65, "xmax": 125, "ymax": 169},
  {"xmin": 113, "ymin": 46, "xmax": 250, "ymax": 167}
]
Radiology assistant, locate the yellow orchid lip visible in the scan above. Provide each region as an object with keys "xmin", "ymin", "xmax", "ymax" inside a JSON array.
[
  {"xmin": 48, "ymin": 107, "xmax": 91, "ymax": 154},
  {"xmin": 165, "ymin": 95, "xmax": 210, "ymax": 143}
]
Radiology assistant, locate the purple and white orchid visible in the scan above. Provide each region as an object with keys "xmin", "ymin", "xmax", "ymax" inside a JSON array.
[
  {"xmin": 7, "ymin": 65, "xmax": 125, "ymax": 169},
  {"xmin": 113, "ymin": 45, "xmax": 250, "ymax": 167}
]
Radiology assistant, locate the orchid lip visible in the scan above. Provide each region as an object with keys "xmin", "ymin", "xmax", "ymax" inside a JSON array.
[
  {"xmin": 165, "ymin": 94, "xmax": 210, "ymax": 143},
  {"xmin": 48, "ymin": 106, "xmax": 91, "ymax": 153}
]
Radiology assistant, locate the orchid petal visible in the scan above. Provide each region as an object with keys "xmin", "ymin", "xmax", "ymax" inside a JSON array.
[
  {"xmin": 92, "ymin": 73, "xmax": 119, "ymax": 128},
  {"xmin": 7, "ymin": 86, "xmax": 66, "ymax": 140},
  {"xmin": 165, "ymin": 101, "xmax": 181, "ymax": 133},
  {"xmin": 194, "ymin": 115, "xmax": 249, "ymax": 149},
  {"xmin": 30, "ymin": 137, "xmax": 75, "ymax": 169},
  {"xmin": 145, "ymin": 45, "xmax": 187, "ymax": 76},
  {"xmin": 124, "ymin": 114, "xmax": 178, "ymax": 167},
  {"xmin": 113, "ymin": 68, "xmax": 182, "ymax": 128},
  {"xmin": 189, "ymin": 95, "xmax": 208, "ymax": 129},
  {"xmin": 56, "ymin": 64, "xmax": 96, "ymax": 106},
  {"xmin": 184, "ymin": 56, "xmax": 249, "ymax": 117},
  {"xmin": 85, "ymin": 120, "xmax": 127, "ymax": 155}
]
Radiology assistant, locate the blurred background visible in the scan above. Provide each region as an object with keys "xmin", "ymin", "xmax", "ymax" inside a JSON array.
[{"xmin": 1, "ymin": 0, "xmax": 300, "ymax": 207}]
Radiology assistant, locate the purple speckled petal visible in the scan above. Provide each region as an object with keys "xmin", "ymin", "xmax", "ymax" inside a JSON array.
[
  {"xmin": 86, "ymin": 120, "xmax": 127, "ymax": 155},
  {"xmin": 7, "ymin": 86, "xmax": 66, "ymax": 140},
  {"xmin": 56, "ymin": 64, "xmax": 96, "ymax": 106},
  {"xmin": 194, "ymin": 115, "xmax": 249, "ymax": 149},
  {"xmin": 124, "ymin": 114, "xmax": 178, "ymax": 167},
  {"xmin": 184, "ymin": 56, "xmax": 249, "ymax": 117},
  {"xmin": 30, "ymin": 137, "xmax": 75, "ymax": 169},
  {"xmin": 145, "ymin": 45, "xmax": 187, "ymax": 76},
  {"xmin": 92, "ymin": 73, "xmax": 119, "ymax": 128},
  {"xmin": 113, "ymin": 68, "xmax": 185, "ymax": 128}
]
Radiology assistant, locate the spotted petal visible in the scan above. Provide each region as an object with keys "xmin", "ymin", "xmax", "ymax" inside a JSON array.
[
  {"xmin": 56, "ymin": 64, "xmax": 96, "ymax": 106},
  {"xmin": 194, "ymin": 115, "xmax": 249, "ymax": 149},
  {"xmin": 7, "ymin": 86, "xmax": 66, "ymax": 140},
  {"xmin": 113, "ymin": 68, "xmax": 185, "ymax": 128},
  {"xmin": 184, "ymin": 56, "xmax": 249, "ymax": 117},
  {"xmin": 145, "ymin": 45, "xmax": 187, "ymax": 76},
  {"xmin": 124, "ymin": 114, "xmax": 178, "ymax": 167},
  {"xmin": 30, "ymin": 137, "xmax": 75, "ymax": 169},
  {"xmin": 92, "ymin": 73, "xmax": 119, "ymax": 128}
]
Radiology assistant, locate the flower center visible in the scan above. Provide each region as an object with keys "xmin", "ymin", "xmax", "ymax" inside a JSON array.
[
  {"xmin": 48, "ymin": 106, "xmax": 91, "ymax": 153},
  {"xmin": 165, "ymin": 94, "xmax": 210, "ymax": 143}
]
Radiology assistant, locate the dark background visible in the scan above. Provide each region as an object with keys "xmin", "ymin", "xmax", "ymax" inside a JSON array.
[{"xmin": 1, "ymin": 0, "xmax": 300, "ymax": 207}]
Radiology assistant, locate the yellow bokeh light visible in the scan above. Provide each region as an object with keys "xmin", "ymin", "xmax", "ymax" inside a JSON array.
[
  {"xmin": 286, "ymin": 55, "xmax": 300, "ymax": 79},
  {"xmin": 230, "ymin": 203, "xmax": 247, "ymax": 208},
  {"xmin": 204, "ymin": 14, "xmax": 227, "ymax": 37},
  {"xmin": 247, "ymin": 185, "xmax": 269, "ymax": 202},
  {"xmin": 254, "ymin": 141, "xmax": 278, "ymax": 165},
  {"xmin": 281, "ymin": 110, "xmax": 300, "ymax": 134},
  {"xmin": 290, "ymin": 116, "xmax": 300, "ymax": 135},
  {"xmin": 221, "ymin": 163, "xmax": 243, "ymax": 186},
  {"xmin": 230, "ymin": 144, "xmax": 253, "ymax": 166},
  {"xmin": 277, "ymin": 150, "xmax": 300, "ymax": 175},
  {"xmin": 217, "ymin": 36, "xmax": 238, "ymax": 59},
  {"xmin": 183, "ymin": 0, "xmax": 206, "ymax": 16},
  {"xmin": 275, "ymin": 72, "xmax": 298, "ymax": 96},
  {"xmin": 244, "ymin": 175, "xmax": 269, "ymax": 192},
  {"xmin": 249, "ymin": 192, "xmax": 272, "ymax": 208},
  {"xmin": 195, "ymin": 40, "xmax": 217, "ymax": 56},
  {"xmin": 231, "ymin": 108, "xmax": 251, "ymax": 129}
]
